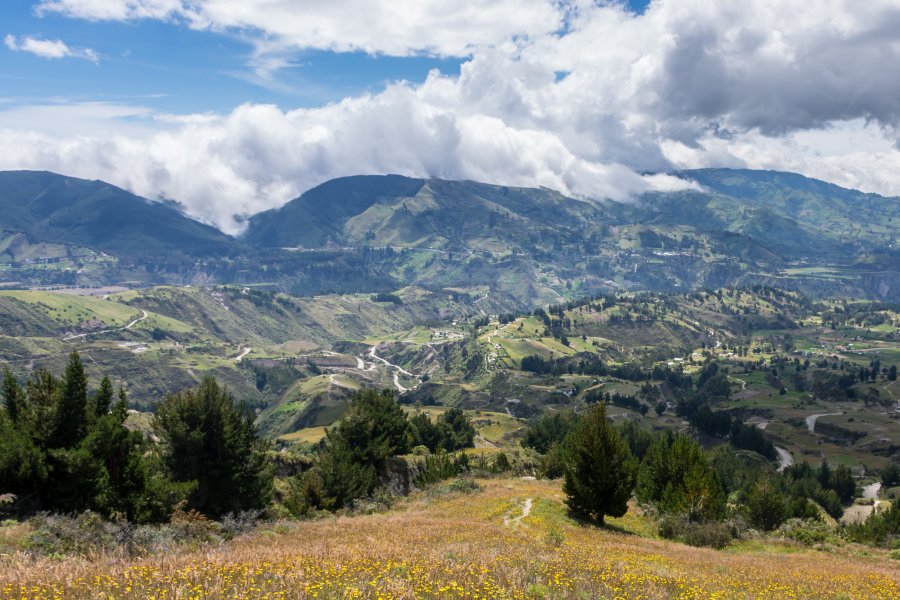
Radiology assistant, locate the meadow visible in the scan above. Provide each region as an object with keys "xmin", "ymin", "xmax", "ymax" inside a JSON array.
[{"xmin": 2, "ymin": 479, "xmax": 897, "ymax": 599}]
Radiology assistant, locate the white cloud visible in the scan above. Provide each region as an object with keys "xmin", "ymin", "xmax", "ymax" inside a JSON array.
[
  {"xmin": 0, "ymin": 94, "xmax": 693, "ymax": 234},
  {"xmin": 662, "ymin": 120, "xmax": 900, "ymax": 197},
  {"xmin": 36, "ymin": 0, "xmax": 563, "ymax": 58},
  {"xmin": 4, "ymin": 33, "xmax": 99, "ymax": 63},
  {"xmin": 4, "ymin": 0, "xmax": 900, "ymax": 234}
]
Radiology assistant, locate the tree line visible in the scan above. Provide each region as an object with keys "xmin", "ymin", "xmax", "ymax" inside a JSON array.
[
  {"xmin": 0, "ymin": 353, "xmax": 273, "ymax": 523},
  {"xmin": 522, "ymin": 403, "xmax": 896, "ymax": 548}
]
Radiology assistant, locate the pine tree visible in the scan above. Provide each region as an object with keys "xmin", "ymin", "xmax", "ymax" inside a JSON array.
[
  {"xmin": 51, "ymin": 352, "xmax": 89, "ymax": 449},
  {"xmin": 153, "ymin": 376, "xmax": 273, "ymax": 518},
  {"xmin": 562, "ymin": 402, "xmax": 636, "ymax": 525},
  {"xmin": 93, "ymin": 375, "xmax": 115, "ymax": 418},
  {"xmin": 747, "ymin": 475, "xmax": 787, "ymax": 531},
  {"xmin": 637, "ymin": 432, "xmax": 725, "ymax": 521},
  {"xmin": 1, "ymin": 368, "xmax": 23, "ymax": 424},
  {"xmin": 314, "ymin": 389, "xmax": 410, "ymax": 509}
]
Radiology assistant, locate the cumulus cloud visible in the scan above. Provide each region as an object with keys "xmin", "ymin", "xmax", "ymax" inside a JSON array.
[
  {"xmin": 35, "ymin": 0, "xmax": 563, "ymax": 57},
  {"xmin": 4, "ymin": 0, "xmax": 900, "ymax": 233},
  {"xmin": 4, "ymin": 34, "xmax": 98, "ymax": 63},
  {"xmin": 0, "ymin": 94, "xmax": 692, "ymax": 234}
]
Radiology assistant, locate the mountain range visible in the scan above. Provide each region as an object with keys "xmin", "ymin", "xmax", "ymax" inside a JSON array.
[{"xmin": 0, "ymin": 168, "xmax": 897, "ymax": 303}]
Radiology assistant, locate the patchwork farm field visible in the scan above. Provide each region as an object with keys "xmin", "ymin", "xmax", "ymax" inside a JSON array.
[{"xmin": 2, "ymin": 479, "xmax": 897, "ymax": 600}]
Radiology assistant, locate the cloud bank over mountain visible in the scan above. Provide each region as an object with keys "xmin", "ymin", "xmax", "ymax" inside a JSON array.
[{"xmin": 3, "ymin": 0, "xmax": 900, "ymax": 233}]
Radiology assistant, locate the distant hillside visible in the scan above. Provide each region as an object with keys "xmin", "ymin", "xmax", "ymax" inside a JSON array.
[
  {"xmin": 1, "ymin": 168, "xmax": 898, "ymax": 302},
  {"xmin": 243, "ymin": 170, "xmax": 900, "ymax": 302},
  {"xmin": 673, "ymin": 168, "xmax": 900, "ymax": 257},
  {"xmin": 0, "ymin": 171, "xmax": 237, "ymax": 259},
  {"xmin": 245, "ymin": 175, "xmax": 595, "ymax": 252}
]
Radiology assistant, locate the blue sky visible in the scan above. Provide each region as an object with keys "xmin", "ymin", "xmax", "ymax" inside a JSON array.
[
  {"xmin": 1, "ymin": 0, "xmax": 466, "ymax": 112},
  {"xmin": 1, "ymin": 0, "xmax": 650, "ymax": 114},
  {"xmin": 0, "ymin": 1, "xmax": 897, "ymax": 234}
]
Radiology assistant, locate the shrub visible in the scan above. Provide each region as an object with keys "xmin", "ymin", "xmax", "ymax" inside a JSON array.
[
  {"xmin": 427, "ymin": 478, "xmax": 482, "ymax": 498},
  {"xmin": 780, "ymin": 519, "xmax": 839, "ymax": 547},
  {"xmin": 658, "ymin": 513, "xmax": 736, "ymax": 549},
  {"xmin": 682, "ymin": 522, "xmax": 734, "ymax": 549},
  {"xmin": 25, "ymin": 512, "xmax": 120, "ymax": 557},
  {"xmin": 415, "ymin": 452, "xmax": 467, "ymax": 486}
]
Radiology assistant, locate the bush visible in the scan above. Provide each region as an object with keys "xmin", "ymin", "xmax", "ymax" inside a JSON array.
[
  {"xmin": 22, "ymin": 508, "xmax": 257, "ymax": 558},
  {"xmin": 881, "ymin": 463, "xmax": 900, "ymax": 487},
  {"xmin": 25, "ymin": 512, "xmax": 120, "ymax": 557},
  {"xmin": 780, "ymin": 519, "xmax": 839, "ymax": 547},
  {"xmin": 427, "ymin": 478, "xmax": 483, "ymax": 497},
  {"xmin": 493, "ymin": 452, "xmax": 512, "ymax": 474},
  {"xmin": 682, "ymin": 522, "xmax": 734, "ymax": 549},
  {"xmin": 658, "ymin": 513, "xmax": 735, "ymax": 549},
  {"xmin": 415, "ymin": 452, "xmax": 468, "ymax": 486},
  {"xmin": 539, "ymin": 443, "xmax": 566, "ymax": 479}
]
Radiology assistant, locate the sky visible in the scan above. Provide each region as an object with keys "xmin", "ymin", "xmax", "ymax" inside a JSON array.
[{"xmin": 1, "ymin": 0, "xmax": 900, "ymax": 234}]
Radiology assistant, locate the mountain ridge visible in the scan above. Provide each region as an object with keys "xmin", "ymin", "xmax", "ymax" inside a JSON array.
[{"xmin": 1, "ymin": 168, "xmax": 898, "ymax": 302}]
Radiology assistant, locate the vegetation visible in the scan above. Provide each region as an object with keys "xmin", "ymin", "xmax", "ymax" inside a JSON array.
[
  {"xmin": 154, "ymin": 377, "xmax": 274, "ymax": 518},
  {"xmin": 5, "ymin": 170, "xmax": 900, "ymax": 304},
  {"xmin": 562, "ymin": 403, "xmax": 635, "ymax": 525},
  {"xmin": 0, "ymin": 356, "xmax": 272, "ymax": 523},
  {"xmin": 2, "ymin": 479, "xmax": 897, "ymax": 600},
  {"xmin": 2, "ymin": 168, "xmax": 900, "ymax": 596}
]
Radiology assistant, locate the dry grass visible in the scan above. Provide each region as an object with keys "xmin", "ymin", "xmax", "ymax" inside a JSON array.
[{"xmin": 2, "ymin": 479, "xmax": 898, "ymax": 599}]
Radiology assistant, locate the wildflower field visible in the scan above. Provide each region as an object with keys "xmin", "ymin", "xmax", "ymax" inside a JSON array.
[{"xmin": 2, "ymin": 479, "xmax": 898, "ymax": 599}]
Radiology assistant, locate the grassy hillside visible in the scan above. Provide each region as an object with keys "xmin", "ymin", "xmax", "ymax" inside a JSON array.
[
  {"xmin": 2, "ymin": 477, "xmax": 896, "ymax": 599},
  {"xmin": 0, "ymin": 285, "xmax": 508, "ymax": 415}
]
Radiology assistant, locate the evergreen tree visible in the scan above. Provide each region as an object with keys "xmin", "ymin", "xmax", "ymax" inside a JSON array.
[
  {"xmin": 636, "ymin": 434, "xmax": 725, "ymax": 522},
  {"xmin": 562, "ymin": 402, "xmax": 636, "ymax": 525},
  {"xmin": 747, "ymin": 475, "xmax": 788, "ymax": 531},
  {"xmin": 93, "ymin": 375, "xmax": 115, "ymax": 418},
  {"xmin": 408, "ymin": 411, "xmax": 442, "ymax": 451},
  {"xmin": 51, "ymin": 352, "xmax": 89, "ymax": 449},
  {"xmin": 25, "ymin": 370, "xmax": 58, "ymax": 447},
  {"xmin": 522, "ymin": 410, "xmax": 579, "ymax": 454},
  {"xmin": 1, "ymin": 368, "xmax": 23, "ymax": 424},
  {"xmin": 79, "ymin": 388, "xmax": 154, "ymax": 521},
  {"xmin": 881, "ymin": 463, "xmax": 900, "ymax": 487},
  {"xmin": 436, "ymin": 408, "xmax": 476, "ymax": 451},
  {"xmin": 829, "ymin": 464, "xmax": 856, "ymax": 504},
  {"xmin": 314, "ymin": 388, "xmax": 410, "ymax": 509},
  {"xmin": 0, "ymin": 409, "xmax": 46, "ymax": 503},
  {"xmin": 153, "ymin": 377, "xmax": 273, "ymax": 518}
]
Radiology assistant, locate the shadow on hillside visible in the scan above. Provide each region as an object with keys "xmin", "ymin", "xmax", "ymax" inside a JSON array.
[{"xmin": 565, "ymin": 509, "xmax": 637, "ymax": 536}]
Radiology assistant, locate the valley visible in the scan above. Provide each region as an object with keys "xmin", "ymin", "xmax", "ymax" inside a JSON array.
[
  {"xmin": 1, "ymin": 169, "xmax": 899, "ymax": 598},
  {"xmin": 1, "ymin": 283, "xmax": 897, "ymax": 490}
]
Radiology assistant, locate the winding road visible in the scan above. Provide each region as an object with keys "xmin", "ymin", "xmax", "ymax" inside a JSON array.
[
  {"xmin": 368, "ymin": 345, "xmax": 417, "ymax": 392},
  {"xmin": 775, "ymin": 447, "xmax": 794, "ymax": 472},
  {"xmin": 806, "ymin": 413, "xmax": 843, "ymax": 433},
  {"xmin": 63, "ymin": 310, "xmax": 148, "ymax": 341}
]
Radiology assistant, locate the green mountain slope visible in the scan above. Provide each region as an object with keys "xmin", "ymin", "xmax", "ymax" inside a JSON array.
[
  {"xmin": 1, "ymin": 168, "xmax": 898, "ymax": 302},
  {"xmin": 0, "ymin": 171, "xmax": 237, "ymax": 259}
]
